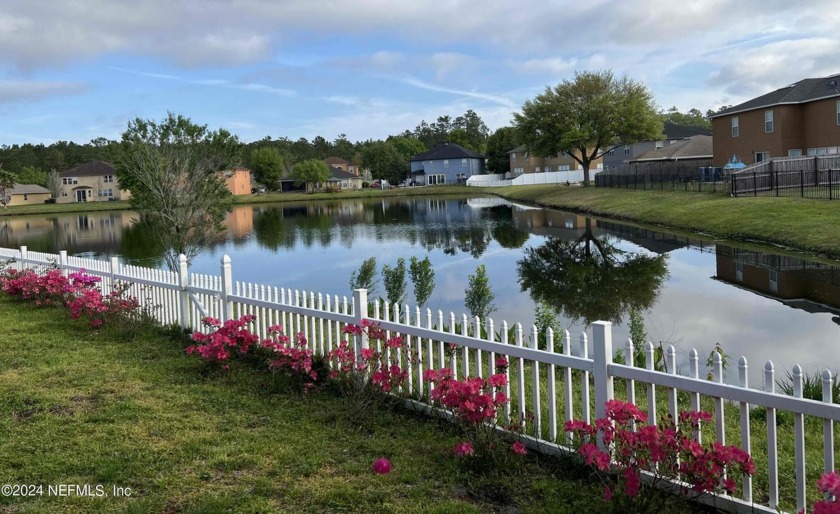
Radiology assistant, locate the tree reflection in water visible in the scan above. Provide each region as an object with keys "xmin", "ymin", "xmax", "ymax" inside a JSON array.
[{"xmin": 517, "ymin": 220, "xmax": 669, "ymax": 325}]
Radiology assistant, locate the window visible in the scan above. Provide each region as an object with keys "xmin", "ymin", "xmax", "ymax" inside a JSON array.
[
  {"xmin": 103, "ymin": 175, "xmax": 114, "ymax": 183},
  {"xmin": 735, "ymin": 262, "xmax": 743, "ymax": 282},
  {"xmin": 443, "ymin": 160, "xmax": 449, "ymax": 168},
  {"xmin": 769, "ymin": 269, "xmax": 778, "ymax": 293},
  {"xmin": 61, "ymin": 191, "xmax": 68, "ymax": 197},
  {"xmin": 755, "ymin": 151, "xmax": 769, "ymax": 163},
  {"xmin": 23, "ymin": 194, "xmax": 28, "ymax": 201},
  {"xmin": 731, "ymin": 116, "xmax": 739, "ymax": 137},
  {"xmin": 62, "ymin": 177, "xmax": 79, "ymax": 185},
  {"xmin": 428, "ymin": 174, "xmax": 446, "ymax": 185},
  {"xmin": 461, "ymin": 158, "xmax": 467, "ymax": 167},
  {"xmin": 655, "ymin": 141, "xmax": 664, "ymax": 149},
  {"xmin": 607, "ymin": 149, "xmax": 614, "ymax": 156},
  {"xmin": 456, "ymin": 173, "xmax": 466, "ymax": 182},
  {"xmin": 511, "ymin": 153, "xmax": 516, "ymax": 161},
  {"xmin": 764, "ymin": 110, "xmax": 774, "ymax": 133},
  {"xmin": 535, "ymin": 166, "xmax": 541, "ymax": 172},
  {"xmin": 623, "ymin": 145, "xmax": 630, "ymax": 155},
  {"xmin": 828, "ymin": 147, "xmax": 839, "ymax": 155},
  {"xmin": 837, "ymin": 100, "xmax": 840, "ymax": 125},
  {"xmin": 544, "ymin": 165, "xmax": 551, "ymax": 172},
  {"xmin": 99, "ymin": 189, "xmax": 113, "ymax": 197},
  {"xmin": 557, "ymin": 164, "xmax": 570, "ymax": 171},
  {"xmin": 788, "ymin": 149, "xmax": 803, "ymax": 157}
]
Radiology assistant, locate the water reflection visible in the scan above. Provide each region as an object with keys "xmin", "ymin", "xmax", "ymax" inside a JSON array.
[{"xmin": 517, "ymin": 218, "xmax": 670, "ymax": 325}]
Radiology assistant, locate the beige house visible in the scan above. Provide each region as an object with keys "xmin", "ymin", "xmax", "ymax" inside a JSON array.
[
  {"xmin": 57, "ymin": 161, "xmax": 131, "ymax": 203},
  {"xmin": 4, "ymin": 184, "xmax": 52, "ymax": 206},
  {"xmin": 508, "ymin": 146, "xmax": 603, "ymax": 175}
]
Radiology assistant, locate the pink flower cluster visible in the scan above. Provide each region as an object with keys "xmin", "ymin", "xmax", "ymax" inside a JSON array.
[
  {"xmin": 262, "ymin": 325, "xmax": 318, "ymax": 389},
  {"xmin": 327, "ymin": 321, "xmax": 411, "ymax": 394},
  {"xmin": 1, "ymin": 268, "xmax": 74, "ymax": 306},
  {"xmin": 804, "ymin": 471, "xmax": 840, "ymax": 513},
  {"xmin": 66, "ymin": 281, "xmax": 140, "ymax": 329},
  {"xmin": 424, "ymin": 368, "xmax": 509, "ymax": 425},
  {"xmin": 565, "ymin": 400, "xmax": 755, "ymax": 504},
  {"xmin": 186, "ymin": 315, "xmax": 260, "ymax": 368}
]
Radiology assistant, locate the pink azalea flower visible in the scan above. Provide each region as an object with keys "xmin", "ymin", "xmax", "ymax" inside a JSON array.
[{"xmin": 372, "ymin": 457, "xmax": 391, "ymax": 474}]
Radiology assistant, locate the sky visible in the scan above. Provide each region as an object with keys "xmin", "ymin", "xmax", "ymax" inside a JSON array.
[{"xmin": 1, "ymin": 0, "xmax": 839, "ymax": 146}]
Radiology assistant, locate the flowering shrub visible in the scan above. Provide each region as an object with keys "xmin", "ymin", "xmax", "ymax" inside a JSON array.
[
  {"xmin": 326, "ymin": 320, "xmax": 415, "ymax": 416},
  {"xmin": 1, "ymin": 268, "xmax": 71, "ymax": 306},
  {"xmin": 565, "ymin": 400, "xmax": 755, "ymax": 512},
  {"xmin": 186, "ymin": 315, "xmax": 260, "ymax": 369},
  {"xmin": 803, "ymin": 470, "xmax": 840, "ymax": 513},
  {"xmin": 261, "ymin": 324, "xmax": 319, "ymax": 391},
  {"xmin": 67, "ymin": 281, "xmax": 140, "ymax": 329},
  {"xmin": 424, "ymin": 357, "xmax": 525, "ymax": 461}
]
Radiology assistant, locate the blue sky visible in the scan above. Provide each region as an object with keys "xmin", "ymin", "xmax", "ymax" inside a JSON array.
[{"xmin": 1, "ymin": 0, "xmax": 838, "ymax": 146}]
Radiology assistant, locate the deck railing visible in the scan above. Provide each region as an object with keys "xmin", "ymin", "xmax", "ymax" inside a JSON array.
[{"xmin": 1, "ymin": 245, "xmax": 838, "ymax": 513}]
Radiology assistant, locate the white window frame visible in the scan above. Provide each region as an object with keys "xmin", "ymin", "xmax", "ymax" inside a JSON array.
[
  {"xmin": 535, "ymin": 166, "xmax": 541, "ymax": 172},
  {"xmin": 755, "ymin": 151, "xmax": 769, "ymax": 163},
  {"xmin": 511, "ymin": 153, "xmax": 516, "ymax": 162},
  {"xmin": 788, "ymin": 149, "xmax": 802, "ymax": 157},
  {"xmin": 731, "ymin": 116, "xmax": 739, "ymax": 137},
  {"xmin": 655, "ymin": 141, "xmax": 664, "ymax": 149},
  {"xmin": 764, "ymin": 110, "xmax": 774, "ymax": 133},
  {"xmin": 461, "ymin": 158, "xmax": 467, "ymax": 167},
  {"xmin": 607, "ymin": 149, "xmax": 614, "ymax": 156},
  {"xmin": 836, "ymin": 100, "xmax": 840, "ymax": 125},
  {"xmin": 623, "ymin": 145, "xmax": 630, "ymax": 155},
  {"xmin": 443, "ymin": 160, "xmax": 449, "ymax": 169},
  {"xmin": 557, "ymin": 164, "xmax": 570, "ymax": 171},
  {"xmin": 103, "ymin": 175, "xmax": 114, "ymax": 183}
]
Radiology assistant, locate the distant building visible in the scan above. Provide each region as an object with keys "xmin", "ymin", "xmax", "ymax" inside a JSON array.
[
  {"xmin": 223, "ymin": 167, "xmax": 252, "ymax": 196},
  {"xmin": 507, "ymin": 146, "xmax": 602, "ymax": 175},
  {"xmin": 602, "ymin": 121, "xmax": 712, "ymax": 170},
  {"xmin": 409, "ymin": 143, "xmax": 485, "ymax": 185},
  {"xmin": 4, "ymin": 184, "xmax": 52, "ymax": 206},
  {"xmin": 324, "ymin": 156, "xmax": 360, "ymax": 176},
  {"xmin": 710, "ymin": 73, "xmax": 840, "ymax": 167},
  {"xmin": 57, "ymin": 161, "xmax": 131, "ymax": 203},
  {"xmin": 628, "ymin": 134, "xmax": 713, "ymax": 164}
]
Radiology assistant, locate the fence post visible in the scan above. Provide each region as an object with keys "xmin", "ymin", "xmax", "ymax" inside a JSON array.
[
  {"xmin": 59, "ymin": 250, "xmax": 68, "ymax": 277},
  {"xmin": 800, "ymin": 169, "xmax": 805, "ymax": 198},
  {"xmin": 592, "ymin": 321, "xmax": 614, "ymax": 449},
  {"xmin": 220, "ymin": 254, "xmax": 233, "ymax": 323},
  {"xmin": 775, "ymin": 169, "xmax": 779, "ymax": 197},
  {"xmin": 19, "ymin": 245, "xmax": 27, "ymax": 270},
  {"xmin": 109, "ymin": 256, "xmax": 120, "ymax": 291},
  {"xmin": 352, "ymin": 288, "xmax": 369, "ymax": 358},
  {"xmin": 753, "ymin": 171, "xmax": 757, "ymax": 196},
  {"xmin": 830, "ymin": 169, "xmax": 834, "ymax": 201},
  {"xmin": 178, "ymin": 254, "xmax": 189, "ymax": 330}
]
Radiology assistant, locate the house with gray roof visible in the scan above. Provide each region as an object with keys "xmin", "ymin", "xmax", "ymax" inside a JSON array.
[
  {"xmin": 57, "ymin": 160, "xmax": 131, "ymax": 203},
  {"xmin": 409, "ymin": 143, "xmax": 485, "ymax": 185},
  {"xmin": 3, "ymin": 183, "xmax": 52, "ymax": 207},
  {"xmin": 602, "ymin": 121, "xmax": 712, "ymax": 170},
  {"xmin": 710, "ymin": 73, "xmax": 840, "ymax": 167}
]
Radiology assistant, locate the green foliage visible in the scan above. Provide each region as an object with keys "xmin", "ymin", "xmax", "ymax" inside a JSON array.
[
  {"xmin": 628, "ymin": 307, "xmax": 647, "ymax": 347},
  {"xmin": 46, "ymin": 169, "xmax": 62, "ymax": 198},
  {"xmin": 464, "ymin": 264, "xmax": 496, "ymax": 321},
  {"xmin": 534, "ymin": 303, "xmax": 562, "ymax": 351},
  {"xmin": 249, "ymin": 146, "xmax": 285, "ymax": 190},
  {"xmin": 408, "ymin": 255, "xmax": 435, "ymax": 308},
  {"xmin": 349, "ymin": 257, "xmax": 378, "ymax": 296},
  {"xmin": 386, "ymin": 136, "xmax": 426, "ymax": 162},
  {"xmin": 776, "ymin": 369, "xmax": 840, "ymax": 403},
  {"xmin": 405, "ymin": 110, "xmax": 489, "ymax": 151},
  {"xmin": 0, "ymin": 166, "xmax": 14, "ymax": 208},
  {"xmin": 514, "ymin": 70, "xmax": 662, "ymax": 185},
  {"xmin": 291, "ymin": 159, "xmax": 331, "ymax": 190},
  {"xmin": 485, "ymin": 127, "xmax": 518, "ymax": 174},
  {"xmin": 117, "ymin": 113, "xmax": 238, "ymax": 270},
  {"xmin": 705, "ymin": 342, "xmax": 730, "ymax": 380},
  {"xmin": 381, "ymin": 257, "xmax": 407, "ymax": 306},
  {"xmin": 660, "ymin": 106, "xmax": 711, "ymax": 130},
  {"xmin": 17, "ymin": 165, "xmax": 48, "ymax": 187},
  {"xmin": 361, "ymin": 141, "xmax": 407, "ymax": 185},
  {"xmin": 517, "ymin": 221, "xmax": 669, "ymax": 325}
]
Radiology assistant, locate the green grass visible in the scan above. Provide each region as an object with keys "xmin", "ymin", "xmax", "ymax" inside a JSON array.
[
  {"xmin": 490, "ymin": 185, "xmax": 840, "ymax": 258},
  {"xmin": 3, "ymin": 295, "xmax": 684, "ymax": 514}
]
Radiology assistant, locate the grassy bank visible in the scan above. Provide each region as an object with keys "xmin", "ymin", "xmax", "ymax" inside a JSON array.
[
  {"xmin": 0, "ymin": 295, "xmax": 627, "ymax": 514},
  {"xmin": 491, "ymin": 185, "xmax": 840, "ymax": 258}
]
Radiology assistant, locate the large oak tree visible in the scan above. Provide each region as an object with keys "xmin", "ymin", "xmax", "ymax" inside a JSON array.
[{"xmin": 514, "ymin": 70, "xmax": 662, "ymax": 186}]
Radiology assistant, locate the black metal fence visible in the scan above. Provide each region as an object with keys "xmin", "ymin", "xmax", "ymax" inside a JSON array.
[
  {"xmin": 731, "ymin": 156, "xmax": 840, "ymax": 199},
  {"xmin": 595, "ymin": 159, "xmax": 728, "ymax": 193}
]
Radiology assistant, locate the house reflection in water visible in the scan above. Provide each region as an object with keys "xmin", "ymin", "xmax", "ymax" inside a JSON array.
[
  {"xmin": 226, "ymin": 206, "xmax": 255, "ymax": 241},
  {"xmin": 714, "ymin": 246, "xmax": 840, "ymax": 322}
]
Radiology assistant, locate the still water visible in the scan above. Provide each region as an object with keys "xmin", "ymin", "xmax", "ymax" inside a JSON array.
[{"xmin": 2, "ymin": 196, "xmax": 839, "ymax": 381}]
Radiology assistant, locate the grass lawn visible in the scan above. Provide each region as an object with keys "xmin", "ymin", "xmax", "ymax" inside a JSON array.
[
  {"xmin": 490, "ymin": 185, "xmax": 840, "ymax": 258},
  {"xmin": 3, "ymin": 295, "xmax": 693, "ymax": 514}
]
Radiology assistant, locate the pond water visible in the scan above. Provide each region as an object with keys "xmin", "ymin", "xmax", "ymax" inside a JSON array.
[{"xmin": 2, "ymin": 196, "xmax": 839, "ymax": 383}]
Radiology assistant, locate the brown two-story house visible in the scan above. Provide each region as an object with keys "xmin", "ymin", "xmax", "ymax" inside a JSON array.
[
  {"xmin": 711, "ymin": 73, "xmax": 840, "ymax": 167},
  {"xmin": 507, "ymin": 146, "xmax": 603, "ymax": 175}
]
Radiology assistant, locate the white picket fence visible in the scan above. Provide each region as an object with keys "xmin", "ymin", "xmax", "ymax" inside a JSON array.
[
  {"xmin": 467, "ymin": 169, "xmax": 600, "ymax": 187},
  {"xmin": 1, "ymin": 245, "xmax": 838, "ymax": 513}
]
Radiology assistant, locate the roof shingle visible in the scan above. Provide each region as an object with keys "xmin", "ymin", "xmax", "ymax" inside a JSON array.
[
  {"xmin": 410, "ymin": 143, "xmax": 484, "ymax": 162},
  {"xmin": 712, "ymin": 73, "xmax": 840, "ymax": 118}
]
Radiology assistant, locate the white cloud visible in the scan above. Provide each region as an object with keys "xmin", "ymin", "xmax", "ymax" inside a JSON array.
[{"xmin": 0, "ymin": 81, "xmax": 88, "ymax": 104}]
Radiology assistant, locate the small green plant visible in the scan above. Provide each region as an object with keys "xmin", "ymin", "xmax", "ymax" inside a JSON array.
[
  {"xmin": 465, "ymin": 264, "xmax": 496, "ymax": 321},
  {"xmin": 705, "ymin": 342, "xmax": 730, "ymax": 381},
  {"xmin": 776, "ymin": 369, "xmax": 840, "ymax": 403},
  {"xmin": 381, "ymin": 257, "xmax": 407, "ymax": 306},
  {"xmin": 349, "ymin": 257, "xmax": 378, "ymax": 296},
  {"xmin": 628, "ymin": 307, "xmax": 647, "ymax": 348},
  {"xmin": 408, "ymin": 255, "xmax": 435, "ymax": 308},
  {"xmin": 533, "ymin": 302, "xmax": 562, "ymax": 351}
]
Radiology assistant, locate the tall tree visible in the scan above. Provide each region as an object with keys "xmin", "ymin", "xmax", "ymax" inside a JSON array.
[
  {"xmin": 17, "ymin": 166, "xmax": 47, "ymax": 187},
  {"xmin": 387, "ymin": 136, "xmax": 426, "ymax": 162},
  {"xmin": 452, "ymin": 109, "xmax": 490, "ymax": 152},
  {"xmin": 291, "ymin": 159, "xmax": 331, "ymax": 191},
  {"xmin": 382, "ymin": 258, "xmax": 407, "ymax": 306},
  {"xmin": 117, "ymin": 114, "xmax": 239, "ymax": 270},
  {"xmin": 514, "ymin": 70, "xmax": 662, "ymax": 186},
  {"xmin": 46, "ymin": 169, "xmax": 62, "ymax": 199},
  {"xmin": 485, "ymin": 127, "xmax": 518, "ymax": 174},
  {"xmin": 249, "ymin": 146, "xmax": 285, "ymax": 190},
  {"xmin": 661, "ymin": 106, "xmax": 711, "ymax": 130},
  {"xmin": 350, "ymin": 257, "xmax": 378, "ymax": 296},
  {"xmin": 361, "ymin": 141, "xmax": 407, "ymax": 185},
  {"xmin": 0, "ymin": 166, "xmax": 15, "ymax": 209}
]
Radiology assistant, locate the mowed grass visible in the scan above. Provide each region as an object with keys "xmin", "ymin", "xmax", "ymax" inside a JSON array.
[
  {"xmin": 491, "ymin": 185, "xmax": 840, "ymax": 258},
  {"xmin": 0, "ymin": 295, "xmax": 628, "ymax": 514}
]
